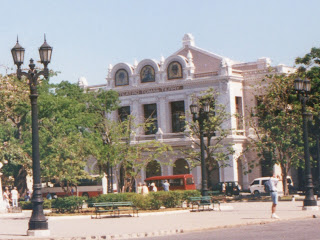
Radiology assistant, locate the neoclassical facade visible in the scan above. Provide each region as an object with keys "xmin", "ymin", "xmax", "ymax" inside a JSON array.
[{"xmin": 82, "ymin": 34, "xmax": 294, "ymax": 191}]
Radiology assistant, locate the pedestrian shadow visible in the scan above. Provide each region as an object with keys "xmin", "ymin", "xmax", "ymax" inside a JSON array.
[
  {"xmin": 0, "ymin": 233, "xmax": 28, "ymax": 237},
  {"xmin": 0, "ymin": 217, "xmax": 29, "ymax": 220},
  {"xmin": 241, "ymin": 217, "xmax": 271, "ymax": 220}
]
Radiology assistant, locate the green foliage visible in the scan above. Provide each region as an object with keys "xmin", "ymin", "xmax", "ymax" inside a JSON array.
[
  {"xmin": 184, "ymin": 88, "xmax": 234, "ymax": 170},
  {"xmin": 52, "ymin": 196, "xmax": 86, "ymax": 213},
  {"xmin": 88, "ymin": 192, "xmax": 136, "ymax": 204},
  {"xmin": 247, "ymin": 74, "xmax": 304, "ymax": 194},
  {"xmin": 38, "ymin": 81, "xmax": 119, "ymax": 194},
  {"xmin": 295, "ymin": 47, "xmax": 320, "ymax": 169},
  {"xmin": 88, "ymin": 191, "xmax": 200, "ymax": 210},
  {"xmin": 0, "ymin": 74, "xmax": 33, "ymax": 192},
  {"xmin": 90, "ymin": 98, "xmax": 172, "ymax": 192},
  {"xmin": 150, "ymin": 191, "xmax": 182, "ymax": 208},
  {"xmin": 20, "ymin": 200, "xmax": 52, "ymax": 210}
]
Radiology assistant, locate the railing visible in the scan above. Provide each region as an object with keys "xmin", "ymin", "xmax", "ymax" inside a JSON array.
[
  {"xmin": 133, "ymin": 133, "xmax": 186, "ymax": 142},
  {"xmin": 194, "ymin": 72, "xmax": 218, "ymax": 78},
  {"xmin": 131, "ymin": 130, "xmax": 246, "ymax": 143},
  {"xmin": 232, "ymin": 130, "xmax": 245, "ymax": 136}
]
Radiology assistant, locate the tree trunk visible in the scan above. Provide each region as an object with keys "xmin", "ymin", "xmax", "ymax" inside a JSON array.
[
  {"xmin": 15, "ymin": 166, "xmax": 28, "ymax": 196},
  {"xmin": 282, "ymin": 171, "xmax": 288, "ymax": 195}
]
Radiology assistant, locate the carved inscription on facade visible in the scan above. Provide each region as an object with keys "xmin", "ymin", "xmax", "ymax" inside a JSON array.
[{"xmin": 119, "ymin": 85, "xmax": 183, "ymax": 97}]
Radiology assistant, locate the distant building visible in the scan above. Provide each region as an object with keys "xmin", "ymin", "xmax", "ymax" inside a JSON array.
[{"xmin": 83, "ymin": 34, "xmax": 295, "ymax": 191}]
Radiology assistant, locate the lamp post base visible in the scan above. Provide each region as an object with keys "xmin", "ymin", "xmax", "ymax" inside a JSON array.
[
  {"xmin": 302, "ymin": 205, "xmax": 319, "ymax": 211},
  {"xmin": 27, "ymin": 229, "xmax": 50, "ymax": 237},
  {"xmin": 303, "ymin": 198, "xmax": 318, "ymax": 210}
]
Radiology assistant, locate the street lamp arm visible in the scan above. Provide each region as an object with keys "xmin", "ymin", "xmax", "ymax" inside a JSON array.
[
  {"xmin": 17, "ymin": 70, "xmax": 30, "ymax": 80},
  {"xmin": 17, "ymin": 65, "xmax": 49, "ymax": 82},
  {"xmin": 34, "ymin": 68, "xmax": 49, "ymax": 80}
]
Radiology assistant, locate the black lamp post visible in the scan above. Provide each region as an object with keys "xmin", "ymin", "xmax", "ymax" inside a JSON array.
[
  {"xmin": 315, "ymin": 114, "xmax": 320, "ymax": 198},
  {"xmin": 294, "ymin": 77, "xmax": 318, "ymax": 209},
  {"xmin": 190, "ymin": 101, "xmax": 210, "ymax": 196},
  {"xmin": 11, "ymin": 36, "xmax": 52, "ymax": 234}
]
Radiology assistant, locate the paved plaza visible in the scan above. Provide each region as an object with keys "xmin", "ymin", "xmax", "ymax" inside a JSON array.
[{"xmin": 0, "ymin": 200, "xmax": 319, "ymax": 240}]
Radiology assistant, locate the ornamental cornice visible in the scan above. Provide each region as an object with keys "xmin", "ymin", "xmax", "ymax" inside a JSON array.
[{"xmin": 90, "ymin": 74, "xmax": 245, "ymax": 96}]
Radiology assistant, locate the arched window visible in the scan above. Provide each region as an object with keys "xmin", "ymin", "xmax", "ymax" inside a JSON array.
[
  {"xmin": 173, "ymin": 159, "xmax": 190, "ymax": 175},
  {"xmin": 140, "ymin": 65, "xmax": 155, "ymax": 83},
  {"xmin": 146, "ymin": 160, "xmax": 161, "ymax": 178},
  {"xmin": 115, "ymin": 69, "xmax": 129, "ymax": 86},
  {"xmin": 167, "ymin": 61, "xmax": 183, "ymax": 80}
]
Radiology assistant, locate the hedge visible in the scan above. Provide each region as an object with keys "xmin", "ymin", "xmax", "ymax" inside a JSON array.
[
  {"xmin": 88, "ymin": 190, "xmax": 201, "ymax": 210},
  {"xmin": 20, "ymin": 199, "xmax": 52, "ymax": 210},
  {"xmin": 51, "ymin": 196, "xmax": 86, "ymax": 213},
  {"xmin": 21, "ymin": 190, "xmax": 201, "ymax": 213}
]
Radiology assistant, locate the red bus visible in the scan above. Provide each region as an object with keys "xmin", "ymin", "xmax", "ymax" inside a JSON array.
[{"xmin": 144, "ymin": 174, "xmax": 196, "ymax": 191}]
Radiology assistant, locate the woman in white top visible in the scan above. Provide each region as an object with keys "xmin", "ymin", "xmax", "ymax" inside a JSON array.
[{"xmin": 150, "ymin": 183, "xmax": 157, "ymax": 192}]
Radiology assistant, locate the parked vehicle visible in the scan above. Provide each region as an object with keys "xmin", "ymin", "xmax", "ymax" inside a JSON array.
[
  {"xmin": 42, "ymin": 175, "xmax": 106, "ymax": 198},
  {"xmin": 212, "ymin": 181, "xmax": 241, "ymax": 196},
  {"xmin": 249, "ymin": 176, "xmax": 293, "ymax": 196},
  {"xmin": 144, "ymin": 174, "xmax": 196, "ymax": 191}
]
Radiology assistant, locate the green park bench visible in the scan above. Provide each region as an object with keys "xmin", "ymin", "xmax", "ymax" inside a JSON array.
[
  {"xmin": 189, "ymin": 196, "xmax": 213, "ymax": 212},
  {"xmin": 92, "ymin": 201, "xmax": 138, "ymax": 219}
]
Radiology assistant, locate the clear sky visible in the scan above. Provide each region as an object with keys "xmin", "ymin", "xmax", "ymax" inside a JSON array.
[{"xmin": 1, "ymin": 0, "xmax": 320, "ymax": 85}]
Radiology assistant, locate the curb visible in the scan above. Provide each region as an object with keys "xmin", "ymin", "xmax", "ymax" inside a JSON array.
[
  {"xmin": 26, "ymin": 229, "xmax": 184, "ymax": 240},
  {"xmin": 27, "ymin": 215, "xmax": 315, "ymax": 240},
  {"xmin": 181, "ymin": 215, "xmax": 314, "ymax": 233},
  {"xmin": 47, "ymin": 209, "xmax": 191, "ymax": 221}
]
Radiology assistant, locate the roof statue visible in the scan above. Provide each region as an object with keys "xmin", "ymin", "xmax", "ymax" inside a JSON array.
[
  {"xmin": 78, "ymin": 76, "xmax": 88, "ymax": 87},
  {"xmin": 183, "ymin": 33, "xmax": 195, "ymax": 47}
]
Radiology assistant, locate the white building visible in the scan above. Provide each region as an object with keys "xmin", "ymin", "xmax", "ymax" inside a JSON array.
[{"xmin": 84, "ymin": 34, "xmax": 294, "ymax": 191}]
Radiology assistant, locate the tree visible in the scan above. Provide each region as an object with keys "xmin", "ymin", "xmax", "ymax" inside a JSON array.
[
  {"xmin": 184, "ymin": 88, "xmax": 235, "ymax": 188},
  {"xmin": 88, "ymin": 90, "xmax": 172, "ymax": 192},
  {"xmin": 247, "ymin": 74, "xmax": 304, "ymax": 195},
  {"xmin": 0, "ymin": 73, "xmax": 32, "ymax": 194},
  {"xmin": 114, "ymin": 117, "xmax": 172, "ymax": 192},
  {"xmin": 296, "ymin": 47, "xmax": 320, "ymax": 190},
  {"xmin": 37, "ymin": 81, "xmax": 119, "ymax": 194}
]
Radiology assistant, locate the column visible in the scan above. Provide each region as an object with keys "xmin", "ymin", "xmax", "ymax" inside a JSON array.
[
  {"xmin": 132, "ymin": 100, "xmax": 142, "ymax": 135},
  {"xmin": 158, "ymin": 97, "xmax": 168, "ymax": 133}
]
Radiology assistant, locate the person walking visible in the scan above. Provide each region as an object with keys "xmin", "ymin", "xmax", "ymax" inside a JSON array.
[
  {"xmin": 11, "ymin": 187, "xmax": 19, "ymax": 208},
  {"xmin": 3, "ymin": 187, "xmax": 11, "ymax": 210},
  {"xmin": 137, "ymin": 182, "xmax": 143, "ymax": 194},
  {"xmin": 163, "ymin": 180, "xmax": 170, "ymax": 191},
  {"xmin": 269, "ymin": 174, "xmax": 281, "ymax": 219},
  {"xmin": 150, "ymin": 183, "xmax": 157, "ymax": 192},
  {"xmin": 221, "ymin": 182, "xmax": 226, "ymax": 195},
  {"xmin": 142, "ymin": 182, "xmax": 149, "ymax": 195},
  {"xmin": 24, "ymin": 190, "xmax": 31, "ymax": 202}
]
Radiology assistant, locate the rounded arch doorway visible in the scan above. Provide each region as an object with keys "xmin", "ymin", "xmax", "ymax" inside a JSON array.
[
  {"xmin": 146, "ymin": 160, "xmax": 162, "ymax": 178},
  {"xmin": 173, "ymin": 158, "xmax": 190, "ymax": 175}
]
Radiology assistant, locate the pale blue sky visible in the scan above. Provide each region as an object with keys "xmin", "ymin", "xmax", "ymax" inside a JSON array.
[{"xmin": 1, "ymin": 0, "xmax": 320, "ymax": 85}]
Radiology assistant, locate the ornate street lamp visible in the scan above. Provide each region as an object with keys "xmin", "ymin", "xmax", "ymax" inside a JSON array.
[
  {"xmin": 11, "ymin": 36, "xmax": 52, "ymax": 236},
  {"xmin": 190, "ymin": 100, "xmax": 210, "ymax": 196},
  {"xmin": 294, "ymin": 77, "xmax": 318, "ymax": 210}
]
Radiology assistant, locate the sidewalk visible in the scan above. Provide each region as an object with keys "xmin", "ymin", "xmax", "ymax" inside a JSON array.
[{"xmin": 0, "ymin": 200, "xmax": 319, "ymax": 240}]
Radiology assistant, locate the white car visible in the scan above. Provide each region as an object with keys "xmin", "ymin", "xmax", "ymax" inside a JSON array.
[{"xmin": 249, "ymin": 176, "xmax": 293, "ymax": 196}]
